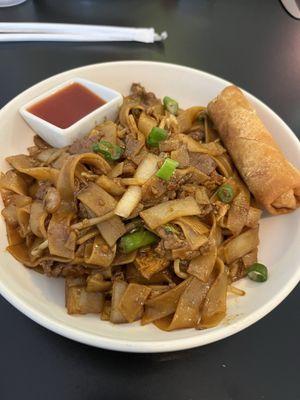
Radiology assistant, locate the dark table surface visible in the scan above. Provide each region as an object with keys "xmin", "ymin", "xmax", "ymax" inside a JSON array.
[{"xmin": 0, "ymin": 1, "xmax": 299, "ymax": 399}]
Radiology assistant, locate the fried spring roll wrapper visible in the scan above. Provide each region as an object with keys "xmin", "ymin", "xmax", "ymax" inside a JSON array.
[{"xmin": 208, "ymin": 86, "xmax": 300, "ymax": 214}]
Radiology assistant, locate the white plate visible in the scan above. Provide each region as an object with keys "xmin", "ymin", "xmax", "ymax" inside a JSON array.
[{"xmin": 0, "ymin": 61, "xmax": 299, "ymax": 353}]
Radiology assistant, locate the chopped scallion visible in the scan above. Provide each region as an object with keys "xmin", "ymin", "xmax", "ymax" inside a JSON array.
[
  {"xmin": 247, "ymin": 263, "xmax": 268, "ymax": 282},
  {"xmin": 217, "ymin": 183, "xmax": 234, "ymax": 203},
  {"xmin": 163, "ymin": 96, "xmax": 179, "ymax": 115},
  {"xmin": 156, "ymin": 158, "xmax": 179, "ymax": 181}
]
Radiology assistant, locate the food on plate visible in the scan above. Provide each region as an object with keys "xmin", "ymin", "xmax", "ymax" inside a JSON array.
[
  {"xmin": 1, "ymin": 83, "xmax": 298, "ymax": 331},
  {"xmin": 208, "ymin": 86, "xmax": 300, "ymax": 214}
]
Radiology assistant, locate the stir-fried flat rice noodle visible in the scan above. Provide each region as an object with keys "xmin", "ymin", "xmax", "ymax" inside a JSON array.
[{"xmin": 0, "ymin": 83, "xmax": 262, "ymax": 331}]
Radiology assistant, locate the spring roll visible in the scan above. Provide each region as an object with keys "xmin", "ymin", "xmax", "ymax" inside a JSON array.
[{"xmin": 208, "ymin": 86, "xmax": 300, "ymax": 214}]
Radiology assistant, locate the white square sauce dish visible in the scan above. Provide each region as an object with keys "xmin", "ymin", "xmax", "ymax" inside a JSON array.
[{"xmin": 19, "ymin": 77, "xmax": 123, "ymax": 148}]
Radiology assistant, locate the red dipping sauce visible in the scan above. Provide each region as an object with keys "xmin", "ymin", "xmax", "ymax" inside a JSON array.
[{"xmin": 28, "ymin": 82, "xmax": 106, "ymax": 129}]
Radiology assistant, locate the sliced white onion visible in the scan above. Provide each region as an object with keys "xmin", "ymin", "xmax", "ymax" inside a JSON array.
[
  {"xmin": 115, "ymin": 185, "xmax": 142, "ymax": 218},
  {"xmin": 134, "ymin": 153, "xmax": 159, "ymax": 184}
]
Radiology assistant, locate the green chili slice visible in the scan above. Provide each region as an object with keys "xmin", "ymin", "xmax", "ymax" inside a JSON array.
[
  {"xmin": 92, "ymin": 140, "xmax": 123, "ymax": 161},
  {"xmin": 147, "ymin": 127, "xmax": 168, "ymax": 147},
  {"xmin": 119, "ymin": 229, "xmax": 158, "ymax": 253}
]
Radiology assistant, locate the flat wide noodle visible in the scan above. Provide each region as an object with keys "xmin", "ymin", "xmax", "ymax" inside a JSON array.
[
  {"xmin": 86, "ymin": 273, "xmax": 112, "ymax": 292},
  {"xmin": 35, "ymin": 148, "xmax": 64, "ymax": 165},
  {"xmin": 84, "ymin": 235, "xmax": 116, "ymax": 267},
  {"xmin": 188, "ymin": 245, "xmax": 217, "ymax": 282},
  {"xmin": 66, "ymin": 286, "xmax": 104, "ymax": 314},
  {"xmin": 112, "ymin": 250, "xmax": 137, "ymax": 266},
  {"xmin": 173, "ymin": 216, "xmax": 209, "ymax": 250},
  {"xmin": 224, "ymin": 227, "xmax": 259, "ymax": 264},
  {"xmin": 96, "ymin": 215, "xmax": 126, "ymax": 247},
  {"xmin": 134, "ymin": 250, "xmax": 170, "ymax": 279},
  {"xmin": 91, "ymin": 121, "xmax": 118, "ymax": 144},
  {"xmin": 246, "ymin": 207, "xmax": 262, "ymax": 228},
  {"xmin": 198, "ymin": 258, "xmax": 228, "ymax": 329},
  {"xmin": 178, "ymin": 134, "xmax": 225, "ymax": 156},
  {"xmin": 140, "ymin": 197, "xmax": 201, "ymax": 230},
  {"xmin": 16, "ymin": 204, "xmax": 31, "ymax": 237},
  {"xmin": 0, "ymin": 170, "xmax": 28, "ymax": 195},
  {"xmin": 57, "ymin": 153, "xmax": 111, "ymax": 202},
  {"xmin": 29, "ymin": 200, "xmax": 48, "ymax": 238},
  {"xmin": 6, "ymin": 155, "xmax": 59, "ymax": 184},
  {"xmin": 119, "ymin": 98, "xmax": 142, "ymax": 128},
  {"xmin": 5, "ymin": 223, "xmax": 24, "ymax": 246},
  {"xmin": 110, "ymin": 280, "xmax": 128, "ymax": 324},
  {"xmin": 141, "ymin": 278, "xmax": 192, "ymax": 325},
  {"xmin": 209, "ymin": 215, "xmax": 223, "ymax": 247},
  {"xmin": 118, "ymin": 283, "xmax": 152, "ymax": 322},
  {"xmin": 2, "ymin": 202, "xmax": 20, "ymax": 227},
  {"xmin": 77, "ymin": 182, "xmax": 116, "ymax": 217},
  {"xmin": 226, "ymin": 190, "xmax": 250, "ymax": 235},
  {"xmin": 96, "ymin": 175, "xmax": 126, "ymax": 196},
  {"xmin": 213, "ymin": 154, "xmax": 233, "ymax": 178},
  {"xmin": 138, "ymin": 112, "xmax": 157, "ymax": 136},
  {"xmin": 7, "ymin": 242, "xmax": 70, "ymax": 268},
  {"xmin": 177, "ymin": 106, "xmax": 205, "ymax": 132},
  {"xmin": 7, "ymin": 242, "xmax": 32, "ymax": 266},
  {"xmin": 166, "ymin": 277, "xmax": 210, "ymax": 330},
  {"xmin": 48, "ymin": 201, "xmax": 76, "ymax": 258}
]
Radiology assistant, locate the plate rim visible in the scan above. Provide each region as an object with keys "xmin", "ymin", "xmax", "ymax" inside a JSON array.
[{"xmin": 0, "ymin": 60, "xmax": 299, "ymax": 353}]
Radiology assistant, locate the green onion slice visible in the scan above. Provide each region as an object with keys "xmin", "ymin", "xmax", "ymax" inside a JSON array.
[
  {"xmin": 156, "ymin": 158, "xmax": 179, "ymax": 181},
  {"xmin": 119, "ymin": 229, "xmax": 158, "ymax": 253},
  {"xmin": 217, "ymin": 183, "xmax": 234, "ymax": 203},
  {"xmin": 147, "ymin": 127, "xmax": 168, "ymax": 147},
  {"xmin": 247, "ymin": 263, "xmax": 268, "ymax": 282},
  {"xmin": 92, "ymin": 140, "xmax": 123, "ymax": 161},
  {"xmin": 163, "ymin": 96, "xmax": 179, "ymax": 115}
]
